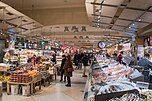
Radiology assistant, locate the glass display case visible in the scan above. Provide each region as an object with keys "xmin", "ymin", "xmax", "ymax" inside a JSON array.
[{"xmin": 83, "ymin": 56, "xmax": 152, "ymax": 101}]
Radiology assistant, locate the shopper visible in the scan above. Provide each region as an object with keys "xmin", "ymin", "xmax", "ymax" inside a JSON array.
[
  {"xmin": 27, "ymin": 56, "xmax": 32, "ymax": 63},
  {"xmin": 112, "ymin": 53, "xmax": 118, "ymax": 61},
  {"xmin": 60, "ymin": 55, "xmax": 67, "ymax": 82},
  {"xmin": 76, "ymin": 53, "xmax": 83, "ymax": 69},
  {"xmin": 89, "ymin": 53, "xmax": 94, "ymax": 64},
  {"xmin": 80, "ymin": 53, "xmax": 85, "ymax": 69},
  {"xmin": 64, "ymin": 55, "xmax": 74, "ymax": 87},
  {"xmin": 36, "ymin": 56, "xmax": 42, "ymax": 64},
  {"xmin": 118, "ymin": 51, "xmax": 124, "ymax": 64},
  {"xmin": 82, "ymin": 54, "xmax": 88, "ymax": 77},
  {"xmin": 138, "ymin": 53, "xmax": 152, "ymax": 82},
  {"xmin": 73, "ymin": 52, "xmax": 78, "ymax": 68},
  {"xmin": 31, "ymin": 55, "xmax": 36, "ymax": 66},
  {"xmin": 105, "ymin": 53, "xmax": 110, "ymax": 59},
  {"xmin": 51, "ymin": 53, "xmax": 57, "ymax": 64}
]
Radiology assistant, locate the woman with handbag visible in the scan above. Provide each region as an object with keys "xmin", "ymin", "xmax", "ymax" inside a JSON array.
[{"xmin": 64, "ymin": 55, "xmax": 74, "ymax": 87}]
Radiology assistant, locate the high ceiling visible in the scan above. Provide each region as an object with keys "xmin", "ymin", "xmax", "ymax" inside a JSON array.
[
  {"xmin": 1, "ymin": 0, "xmax": 85, "ymax": 10},
  {"xmin": 86, "ymin": 0, "xmax": 152, "ymax": 36},
  {"xmin": 0, "ymin": 2, "xmax": 42, "ymax": 34},
  {"xmin": 1, "ymin": 0, "xmax": 88, "ymax": 25},
  {"xmin": 0, "ymin": 0, "xmax": 151, "ymax": 49}
]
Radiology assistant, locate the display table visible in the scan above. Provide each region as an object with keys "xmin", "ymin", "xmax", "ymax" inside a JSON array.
[
  {"xmin": 7, "ymin": 81, "xmax": 34, "ymax": 95},
  {"xmin": 32, "ymin": 74, "xmax": 42, "ymax": 93},
  {"xmin": 7, "ymin": 74, "xmax": 41, "ymax": 96}
]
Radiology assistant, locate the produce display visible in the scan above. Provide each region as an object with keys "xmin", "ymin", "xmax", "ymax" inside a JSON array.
[
  {"xmin": 8, "ymin": 59, "xmax": 53, "ymax": 84},
  {"xmin": 0, "ymin": 48, "xmax": 56, "ymax": 97},
  {"xmin": 10, "ymin": 70, "xmax": 39, "ymax": 83},
  {"xmin": 3, "ymin": 49, "xmax": 44, "ymax": 64},
  {"xmin": 10, "ymin": 70, "xmax": 31, "ymax": 83},
  {"xmin": 0, "ymin": 63, "xmax": 11, "ymax": 72},
  {"xmin": 19, "ymin": 54, "xmax": 28, "ymax": 64},
  {"xmin": 3, "ymin": 55, "xmax": 18, "ymax": 63},
  {"xmin": 41, "ymin": 71, "xmax": 51, "ymax": 79},
  {"xmin": 28, "ymin": 70, "xmax": 39, "ymax": 77},
  {"xmin": 0, "ymin": 76, "xmax": 10, "ymax": 82}
]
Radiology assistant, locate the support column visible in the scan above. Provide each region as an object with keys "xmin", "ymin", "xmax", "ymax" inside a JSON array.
[{"xmin": 131, "ymin": 36, "xmax": 144, "ymax": 65}]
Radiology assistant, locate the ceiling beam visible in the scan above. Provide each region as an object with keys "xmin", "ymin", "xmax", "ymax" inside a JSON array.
[
  {"xmin": 111, "ymin": 28, "xmax": 135, "ymax": 33},
  {"xmin": 0, "ymin": 20, "xmax": 28, "ymax": 31},
  {"xmin": 93, "ymin": 20, "xmax": 138, "ymax": 33},
  {"xmin": 23, "ymin": 31, "xmax": 123, "ymax": 35},
  {"xmin": 141, "ymin": 30, "xmax": 152, "ymax": 36},
  {"xmin": 137, "ymin": 23, "xmax": 152, "ymax": 36},
  {"xmin": 108, "ymin": 0, "xmax": 132, "ymax": 29},
  {"xmin": 92, "ymin": 20, "xmax": 127, "ymax": 28},
  {"xmin": 42, "ymin": 37, "xmax": 121, "ymax": 40},
  {"xmin": 91, "ymin": 2, "xmax": 152, "ymax": 12},
  {"xmin": 42, "ymin": 33, "xmax": 130, "ymax": 38},
  {"xmin": 8, "ymin": 22, "xmax": 34, "ymax": 29},
  {"xmin": 21, "ymin": 22, "xmax": 34, "ymax": 26},
  {"xmin": 5, "ymin": 16, "xmax": 23, "ymax": 22},
  {"xmin": 124, "ymin": 6, "xmax": 152, "ymax": 31},
  {"xmin": 92, "ymin": 14, "xmax": 150, "ymax": 24}
]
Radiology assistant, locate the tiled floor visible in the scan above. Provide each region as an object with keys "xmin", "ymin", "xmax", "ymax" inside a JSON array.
[{"xmin": 1, "ymin": 69, "xmax": 87, "ymax": 101}]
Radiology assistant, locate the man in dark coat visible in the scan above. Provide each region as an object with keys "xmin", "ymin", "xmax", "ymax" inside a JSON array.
[
  {"xmin": 138, "ymin": 53, "xmax": 152, "ymax": 82},
  {"xmin": 60, "ymin": 55, "xmax": 67, "ymax": 82},
  {"xmin": 73, "ymin": 52, "xmax": 78, "ymax": 68},
  {"xmin": 82, "ymin": 54, "xmax": 88, "ymax": 77},
  {"xmin": 51, "ymin": 54, "xmax": 57, "ymax": 64}
]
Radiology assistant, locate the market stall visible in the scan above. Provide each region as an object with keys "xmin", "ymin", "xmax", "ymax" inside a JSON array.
[
  {"xmin": 0, "ymin": 47, "xmax": 57, "ymax": 96},
  {"xmin": 83, "ymin": 55, "xmax": 152, "ymax": 101}
]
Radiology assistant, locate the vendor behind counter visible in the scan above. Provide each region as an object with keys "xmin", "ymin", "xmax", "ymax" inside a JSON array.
[{"xmin": 138, "ymin": 53, "xmax": 152, "ymax": 82}]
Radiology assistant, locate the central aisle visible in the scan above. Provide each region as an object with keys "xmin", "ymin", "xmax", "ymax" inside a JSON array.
[{"xmin": 2, "ymin": 69, "xmax": 87, "ymax": 101}]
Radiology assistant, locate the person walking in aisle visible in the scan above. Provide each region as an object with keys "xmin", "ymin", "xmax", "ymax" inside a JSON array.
[
  {"xmin": 82, "ymin": 54, "xmax": 89, "ymax": 77},
  {"xmin": 51, "ymin": 53, "xmax": 57, "ymax": 64},
  {"xmin": 112, "ymin": 52, "xmax": 118, "ymax": 61},
  {"xmin": 118, "ymin": 51, "xmax": 124, "ymax": 64},
  {"xmin": 76, "ymin": 53, "xmax": 82, "ymax": 69},
  {"xmin": 64, "ymin": 55, "xmax": 74, "ymax": 87},
  {"xmin": 60, "ymin": 55, "xmax": 67, "ymax": 82},
  {"xmin": 78, "ymin": 53, "xmax": 85, "ymax": 69},
  {"xmin": 73, "ymin": 52, "xmax": 78, "ymax": 68}
]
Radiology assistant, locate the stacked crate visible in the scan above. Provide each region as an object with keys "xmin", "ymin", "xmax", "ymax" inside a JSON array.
[
  {"xmin": 10, "ymin": 71, "xmax": 32, "ymax": 83},
  {"xmin": 10, "ymin": 72, "xmax": 20, "ymax": 82},
  {"xmin": 21, "ymin": 73, "xmax": 32, "ymax": 83}
]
